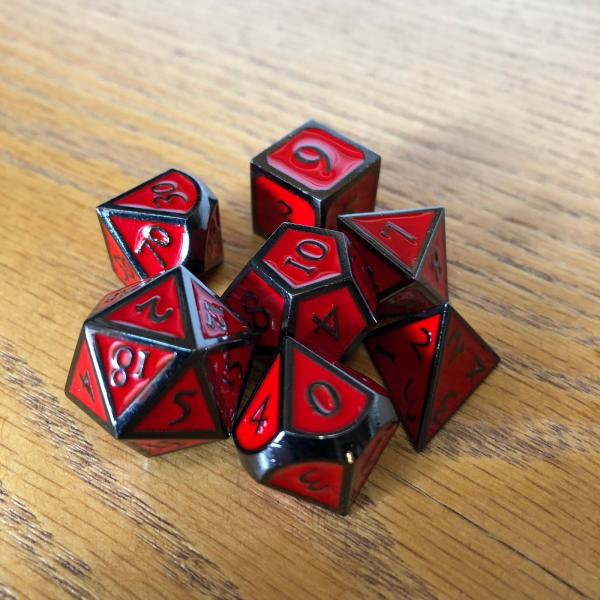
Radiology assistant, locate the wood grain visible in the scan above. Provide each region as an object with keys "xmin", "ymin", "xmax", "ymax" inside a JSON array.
[{"xmin": 1, "ymin": 0, "xmax": 599, "ymax": 598}]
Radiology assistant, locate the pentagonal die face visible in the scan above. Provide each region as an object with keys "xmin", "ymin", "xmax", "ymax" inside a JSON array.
[
  {"xmin": 366, "ymin": 304, "xmax": 499, "ymax": 451},
  {"xmin": 97, "ymin": 169, "xmax": 223, "ymax": 285},
  {"xmin": 251, "ymin": 120, "xmax": 381, "ymax": 238},
  {"xmin": 223, "ymin": 224, "xmax": 376, "ymax": 360},
  {"xmin": 338, "ymin": 208, "xmax": 448, "ymax": 316},
  {"xmin": 65, "ymin": 268, "xmax": 254, "ymax": 456},
  {"xmin": 234, "ymin": 339, "xmax": 397, "ymax": 514}
]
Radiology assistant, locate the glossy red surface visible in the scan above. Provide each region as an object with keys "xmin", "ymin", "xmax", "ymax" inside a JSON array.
[
  {"xmin": 94, "ymin": 334, "xmax": 176, "ymax": 417},
  {"xmin": 101, "ymin": 224, "xmax": 138, "ymax": 285},
  {"xmin": 207, "ymin": 344, "xmax": 253, "ymax": 429},
  {"xmin": 224, "ymin": 270, "xmax": 285, "ymax": 348},
  {"xmin": 128, "ymin": 439, "xmax": 210, "ymax": 457},
  {"xmin": 112, "ymin": 170, "xmax": 199, "ymax": 214},
  {"xmin": 350, "ymin": 209, "xmax": 436, "ymax": 272},
  {"xmin": 267, "ymin": 127, "xmax": 364, "ymax": 191},
  {"xmin": 203, "ymin": 206, "xmax": 223, "ymax": 265},
  {"xmin": 267, "ymin": 461, "xmax": 344, "ymax": 510},
  {"xmin": 68, "ymin": 340, "xmax": 107, "ymax": 422},
  {"xmin": 105, "ymin": 274, "xmax": 185, "ymax": 339},
  {"xmin": 324, "ymin": 169, "xmax": 378, "ymax": 229},
  {"xmin": 367, "ymin": 313, "xmax": 442, "ymax": 442},
  {"xmin": 134, "ymin": 367, "xmax": 215, "ymax": 433},
  {"xmin": 351, "ymin": 422, "xmax": 396, "ymax": 498},
  {"xmin": 427, "ymin": 310, "xmax": 499, "ymax": 440},
  {"xmin": 192, "ymin": 281, "xmax": 245, "ymax": 340},
  {"xmin": 262, "ymin": 227, "xmax": 342, "ymax": 289},
  {"xmin": 235, "ymin": 355, "xmax": 281, "ymax": 452},
  {"xmin": 347, "ymin": 240, "xmax": 377, "ymax": 312},
  {"xmin": 253, "ymin": 175, "xmax": 316, "ymax": 238},
  {"xmin": 110, "ymin": 216, "xmax": 187, "ymax": 278},
  {"xmin": 419, "ymin": 219, "xmax": 448, "ymax": 302},
  {"xmin": 294, "ymin": 286, "xmax": 368, "ymax": 360},
  {"xmin": 290, "ymin": 347, "xmax": 368, "ymax": 435}
]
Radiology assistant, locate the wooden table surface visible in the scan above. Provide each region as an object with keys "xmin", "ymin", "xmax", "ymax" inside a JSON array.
[{"xmin": 1, "ymin": 1, "xmax": 599, "ymax": 598}]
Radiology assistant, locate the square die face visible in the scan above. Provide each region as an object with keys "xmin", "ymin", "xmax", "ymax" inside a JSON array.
[{"xmin": 267, "ymin": 126, "xmax": 365, "ymax": 191}]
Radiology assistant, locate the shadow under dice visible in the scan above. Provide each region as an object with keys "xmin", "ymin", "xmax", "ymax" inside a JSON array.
[
  {"xmin": 366, "ymin": 303, "xmax": 499, "ymax": 451},
  {"xmin": 222, "ymin": 223, "xmax": 377, "ymax": 360},
  {"xmin": 97, "ymin": 169, "xmax": 223, "ymax": 285},
  {"xmin": 234, "ymin": 338, "xmax": 398, "ymax": 514},
  {"xmin": 65, "ymin": 267, "xmax": 254, "ymax": 456},
  {"xmin": 251, "ymin": 120, "xmax": 381, "ymax": 238},
  {"xmin": 338, "ymin": 207, "xmax": 448, "ymax": 316}
]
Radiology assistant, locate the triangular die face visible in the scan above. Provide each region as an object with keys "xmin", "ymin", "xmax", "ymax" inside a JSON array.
[
  {"xmin": 100, "ymin": 223, "xmax": 139, "ymax": 285},
  {"xmin": 366, "ymin": 312, "xmax": 443, "ymax": 444},
  {"xmin": 111, "ymin": 170, "xmax": 200, "ymax": 214},
  {"xmin": 67, "ymin": 339, "xmax": 107, "ymax": 422},
  {"xmin": 94, "ymin": 333, "xmax": 176, "ymax": 417},
  {"xmin": 266, "ymin": 462, "xmax": 344, "ymax": 511},
  {"xmin": 128, "ymin": 439, "xmax": 211, "ymax": 457},
  {"xmin": 132, "ymin": 367, "xmax": 215, "ymax": 434},
  {"xmin": 207, "ymin": 344, "xmax": 254, "ymax": 431},
  {"xmin": 351, "ymin": 422, "xmax": 396, "ymax": 499},
  {"xmin": 418, "ymin": 218, "xmax": 448, "ymax": 302},
  {"xmin": 350, "ymin": 209, "xmax": 437, "ymax": 273},
  {"xmin": 109, "ymin": 215, "xmax": 187, "ymax": 278},
  {"xmin": 192, "ymin": 281, "xmax": 244, "ymax": 340},
  {"xmin": 426, "ymin": 309, "xmax": 499, "ymax": 442},
  {"xmin": 104, "ymin": 274, "xmax": 186, "ymax": 340},
  {"xmin": 235, "ymin": 354, "xmax": 281, "ymax": 452},
  {"xmin": 289, "ymin": 346, "xmax": 368, "ymax": 435}
]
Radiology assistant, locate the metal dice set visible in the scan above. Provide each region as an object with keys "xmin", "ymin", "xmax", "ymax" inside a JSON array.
[{"xmin": 65, "ymin": 120, "xmax": 499, "ymax": 514}]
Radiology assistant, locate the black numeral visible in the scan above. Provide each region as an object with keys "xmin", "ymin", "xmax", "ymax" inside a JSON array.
[
  {"xmin": 466, "ymin": 354, "xmax": 486, "ymax": 380},
  {"xmin": 151, "ymin": 180, "xmax": 189, "ymax": 207},
  {"xmin": 299, "ymin": 468, "xmax": 328, "ymax": 491},
  {"xmin": 241, "ymin": 291, "xmax": 270, "ymax": 332},
  {"xmin": 277, "ymin": 200, "xmax": 292, "ymax": 217},
  {"xmin": 431, "ymin": 248, "xmax": 443, "ymax": 282},
  {"xmin": 135, "ymin": 295, "xmax": 174, "ymax": 323},
  {"xmin": 380, "ymin": 221, "xmax": 417, "ymax": 244},
  {"xmin": 283, "ymin": 239, "xmax": 329, "ymax": 276},
  {"xmin": 203, "ymin": 301, "xmax": 227, "ymax": 331},
  {"xmin": 250, "ymin": 395, "xmax": 269, "ymax": 434},
  {"xmin": 375, "ymin": 342, "xmax": 395, "ymax": 362},
  {"xmin": 447, "ymin": 330, "xmax": 464, "ymax": 364},
  {"xmin": 433, "ymin": 391, "xmax": 458, "ymax": 427},
  {"xmin": 294, "ymin": 145, "xmax": 332, "ymax": 174},
  {"xmin": 307, "ymin": 381, "xmax": 340, "ymax": 417},
  {"xmin": 168, "ymin": 390, "xmax": 194, "ymax": 426},
  {"xmin": 135, "ymin": 226, "xmax": 171, "ymax": 268},
  {"xmin": 411, "ymin": 328, "xmax": 432, "ymax": 362},
  {"xmin": 221, "ymin": 352, "xmax": 244, "ymax": 389},
  {"xmin": 79, "ymin": 370, "xmax": 94, "ymax": 402},
  {"xmin": 402, "ymin": 378, "xmax": 419, "ymax": 422},
  {"xmin": 312, "ymin": 306, "xmax": 340, "ymax": 340}
]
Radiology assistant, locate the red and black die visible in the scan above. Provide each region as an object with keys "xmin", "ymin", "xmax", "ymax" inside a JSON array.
[
  {"xmin": 64, "ymin": 267, "xmax": 253, "ymax": 456},
  {"xmin": 97, "ymin": 169, "xmax": 223, "ymax": 285},
  {"xmin": 251, "ymin": 120, "xmax": 381, "ymax": 238},
  {"xmin": 338, "ymin": 207, "xmax": 448, "ymax": 316},
  {"xmin": 234, "ymin": 338, "xmax": 398, "ymax": 514},
  {"xmin": 365, "ymin": 303, "xmax": 499, "ymax": 451},
  {"xmin": 222, "ymin": 222, "xmax": 377, "ymax": 360}
]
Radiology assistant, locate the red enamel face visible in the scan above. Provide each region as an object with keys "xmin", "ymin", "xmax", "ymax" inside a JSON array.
[
  {"xmin": 267, "ymin": 127, "xmax": 365, "ymax": 191},
  {"xmin": 267, "ymin": 461, "xmax": 344, "ymax": 510},
  {"xmin": 94, "ymin": 334, "xmax": 176, "ymax": 417},
  {"xmin": 262, "ymin": 227, "xmax": 342, "ymax": 289},
  {"xmin": 101, "ymin": 224, "xmax": 139, "ymax": 285},
  {"xmin": 68, "ymin": 339, "xmax": 107, "ymax": 422},
  {"xmin": 253, "ymin": 176, "xmax": 317, "ymax": 238},
  {"xmin": 324, "ymin": 168, "xmax": 378, "ymax": 230},
  {"xmin": 112, "ymin": 170, "xmax": 199, "ymax": 214},
  {"xmin": 347, "ymin": 241, "xmax": 377, "ymax": 313},
  {"xmin": 350, "ymin": 210, "xmax": 437, "ymax": 272},
  {"xmin": 427, "ymin": 310, "xmax": 499, "ymax": 440},
  {"xmin": 207, "ymin": 344, "xmax": 254, "ymax": 429},
  {"xmin": 294, "ymin": 286, "xmax": 369, "ymax": 360},
  {"xmin": 351, "ymin": 422, "xmax": 396, "ymax": 499},
  {"xmin": 109, "ymin": 216, "xmax": 187, "ymax": 279},
  {"xmin": 224, "ymin": 270, "xmax": 285, "ymax": 348},
  {"xmin": 104, "ymin": 274, "xmax": 186, "ymax": 340},
  {"xmin": 419, "ymin": 220, "xmax": 449, "ymax": 302},
  {"xmin": 289, "ymin": 346, "xmax": 368, "ymax": 435},
  {"xmin": 366, "ymin": 313, "xmax": 443, "ymax": 443},
  {"xmin": 133, "ymin": 367, "xmax": 215, "ymax": 433},
  {"xmin": 192, "ymin": 281, "xmax": 245, "ymax": 340},
  {"xmin": 235, "ymin": 354, "xmax": 281, "ymax": 452},
  {"xmin": 203, "ymin": 206, "xmax": 223, "ymax": 266}
]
